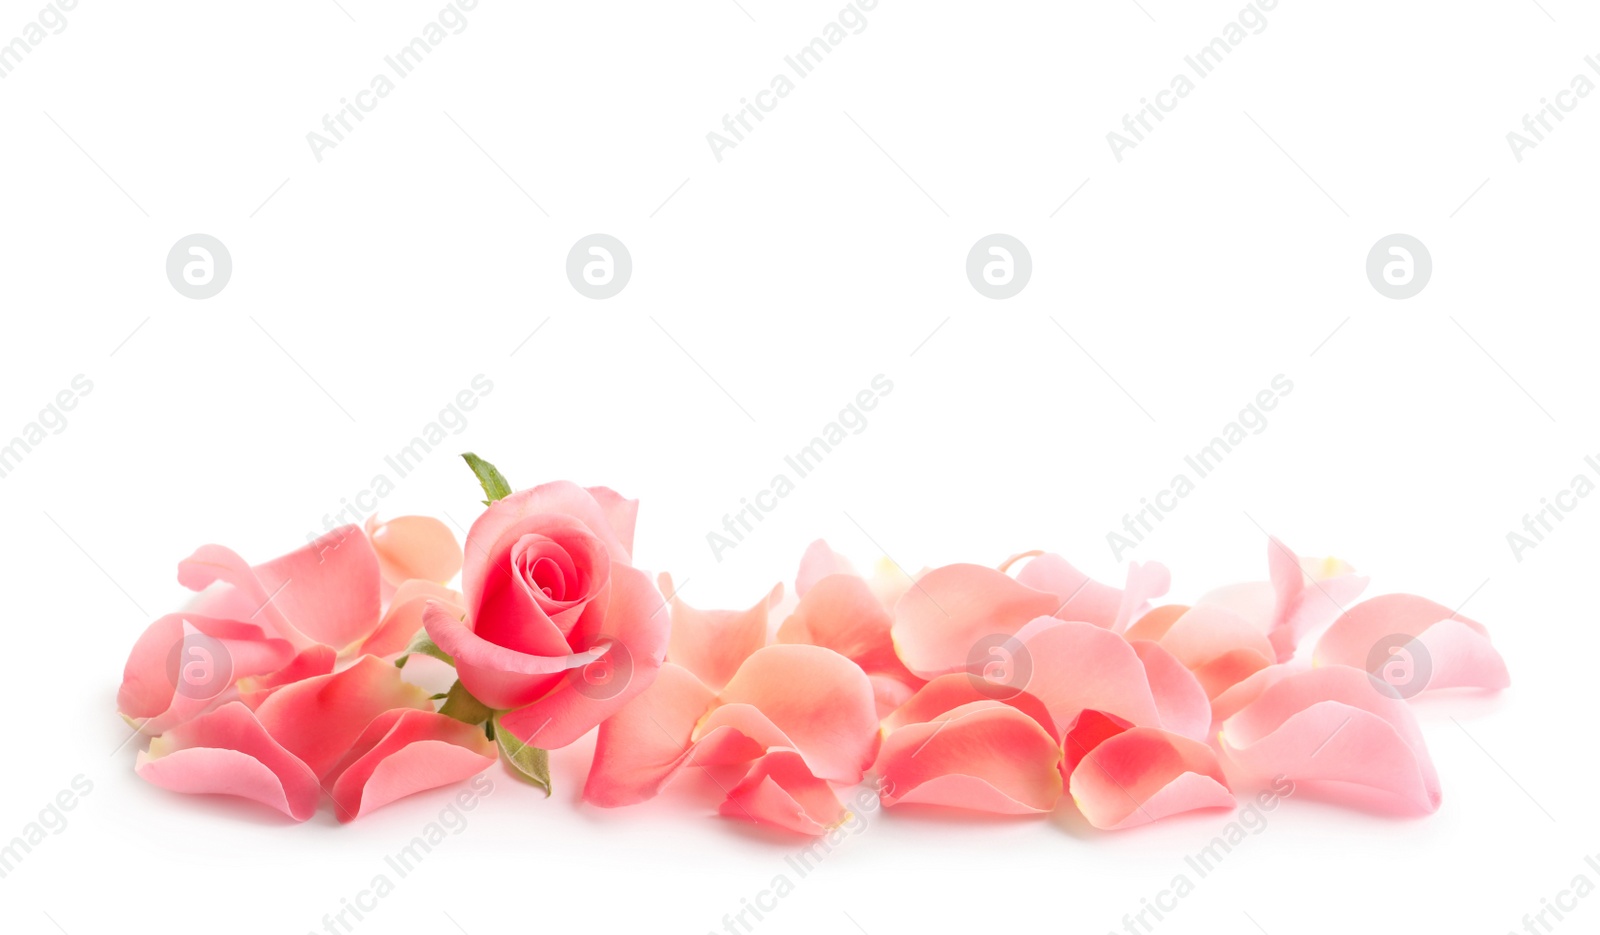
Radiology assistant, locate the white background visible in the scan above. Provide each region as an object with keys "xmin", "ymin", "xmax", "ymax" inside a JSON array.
[{"xmin": 1, "ymin": 1, "xmax": 1595, "ymax": 933}]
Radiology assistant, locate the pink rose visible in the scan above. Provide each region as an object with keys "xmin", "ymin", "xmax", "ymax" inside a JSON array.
[{"xmin": 424, "ymin": 481, "xmax": 667, "ymax": 749}]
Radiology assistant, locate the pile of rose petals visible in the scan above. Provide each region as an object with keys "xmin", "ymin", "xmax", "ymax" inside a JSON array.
[{"xmin": 118, "ymin": 477, "xmax": 1510, "ymax": 834}]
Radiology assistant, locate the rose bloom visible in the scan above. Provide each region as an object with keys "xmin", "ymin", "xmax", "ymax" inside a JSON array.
[{"xmin": 424, "ymin": 481, "xmax": 668, "ymax": 748}]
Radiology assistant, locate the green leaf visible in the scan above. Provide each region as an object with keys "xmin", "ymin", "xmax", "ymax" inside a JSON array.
[
  {"xmin": 462, "ymin": 452, "xmax": 513, "ymax": 504},
  {"xmin": 493, "ymin": 715, "xmax": 551, "ymax": 797},
  {"xmin": 438, "ymin": 680, "xmax": 495, "ymax": 725},
  {"xmin": 395, "ymin": 630, "xmax": 454, "ymax": 669}
]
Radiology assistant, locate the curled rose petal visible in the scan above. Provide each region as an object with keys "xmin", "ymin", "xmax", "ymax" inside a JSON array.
[
  {"xmin": 1005, "ymin": 553, "xmax": 1170, "ymax": 633},
  {"xmin": 891, "ymin": 564, "xmax": 1058, "ymax": 679},
  {"xmin": 1198, "ymin": 537, "xmax": 1368, "ymax": 662},
  {"xmin": 876, "ymin": 701, "xmax": 1062, "ymax": 814},
  {"xmin": 1220, "ymin": 665, "xmax": 1441, "ymax": 814},
  {"xmin": 359, "ymin": 580, "xmax": 466, "ymax": 659},
  {"xmin": 118, "ymin": 615, "xmax": 295, "ymax": 735},
  {"xmin": 365, "ymin": 515, "xmax": 463, "ymax": 589},
  {"xmin": 796, "ymin": 539, "xmax": 857, "ymax": 598},
  {"xmin": 718, "ymin": 749, "xmax": 848, "ymax": 835},
  {"xmin": 882, "ymin": 673, "xmax": 1056, "ymax": 737},
  {"xmin": 136, "ymin": 702, "xmax": 320, "ymax": 821},
  {"xmin": 779, "ymin": 573, "xmax": 917, "ymax": 685},
  {"xmin": 1313, "ymin": 594, "xmax": 1509, "ymax": 696},
  {"xmin": 177, "ymin": 527, "xmax": 383, "ymax": 653},
  {"xmin": 1014, "ymin": 618, "xmax": 1162, "ymax": 742},
  {"xmin": 237, "ymin": 645, "xmax": 338, "ymax": 709},
  {"xmin": 1069, "ymin": 727, "xmax": 1234, "ymax": 830},
  {"xmin": 326, "ymin": 709, "xmax": 496, "ymax": 822},
  {"xmin": 1128, "ymin": 641, "xmax": 1211, "ymax": 741},
  {"xmin": 584, "ymin": 663, "xmax": 717, "ymax": 807},
  {"xmin": 663, "ymin": 571, "xmax": 780, "ymax": 690},
  {"xmin": 1129, "ymin": 604, "xmax": 1276, "ymax": 700},
  {"xmin": 710, "ymin": 644, "xmax": 880, "ymax": 784},
  {"xmin": 253, "ymin": 655, "xmax": 434, "ymax": 780}
]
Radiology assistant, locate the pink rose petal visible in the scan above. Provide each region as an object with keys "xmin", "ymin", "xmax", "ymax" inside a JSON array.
[
  {"xmin": 891, "ymin": 564, "xmax": 1058, "ymax": 679},
  {"xmin": 1220, "ymin": 665, "xmax": 1441, "ymax": 814},
  {"xmin": 663, "ymin": 571, "xmax": 780, "ymax": 690},
  {"xmin": 876, "ymin": 701, "xmax": 1062, "ymax": 814},
  {"xmin": 253, "ymin": 655, "xmax": 435, "ymax": 780},
  {"xmin": 1313, "ymin": 594, "xmax": 1509, "ymax": 695},
  {"xmin": 719, "ymin": 749, "xmax": 848, "ymax": 835},
  {"xmin": 584, "ymin": 663, "xmax": 717, "ymax": 807},
  {"xmin": 1069, "ymin": 727, "xmax": 1234, "ymax": 830},
  {"xmin": 365, "ymin": 515, "xmax": 463, "ymax": 589},
  {"xmin": 136, "ymin": 702, "xmax": 321, "ymax": 821},
  {"xmin": 326, "ymin": 709, "xmax": 496, "ymax": 822}
]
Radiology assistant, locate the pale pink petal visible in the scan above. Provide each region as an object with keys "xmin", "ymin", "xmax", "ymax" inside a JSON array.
[
  {"xmin": 1069, "ymin": 727, "xmax": 1234, "ymax": 830},
  {"xmin": 796, "ymin": 539, "xmax": 858, "ymax": 598},
  {"xmin": 1008, "ymin": 554, "xmax": 1170, "ymax": 632},
  {"xmin": 1313, "ymin": 594, "xmax": 1509, "ymax": 695},
  {"xmin": 1129, "ymin": 641, "xmax": 1211, "ymax": 741},
  {"xmin": 1220, "ymin": 665, "xmax": 1441, "ymax": 814},
  {"xmin": 877, "ymin": 701, "xmax": 1062, "ymax": 814},
  {"xmin": 584, "ymin": 663, "xmax": 717, "ymax": 807},
  {"xmin": 891, "ymin": 564, "xmax": 1058, "ymax": 679},
  {"xmin": 252, "ymin": 655, "xmax": 435, "ymax": 779},
  {"xmin": 663, "ymin": 571, "xmax": 779, "ymax": 690},
  {"xmin": 136, "ymin": 702, "xmax": 321, "ymax": 821},
  {"xmin": 1013, "ymin": 618, "xmax": 1162, "ymax": 741},
  {"xmin": 1143, "ymin": 605, "xmax": 1276, "ymax": 700},
  {"xmin": 868, "ymin": 674, "xmax": 917, "ymax": 721},
  {"xmin": 719, "ymin": 749, "xmax": 848, "ymax": 835},
  {"xmin": 779, "ymin": 573, "xmax": 916, "ymax": 683},
  {"xmin": 365, "ymin": 515, "xmax": 463, "ymax": 588},
  {"xmin": 495, "ymin": 563, "xmax": 669, "ymax": 750},
  {"xmin": 1265, "ymin": 537, "xmax": 1370, "ymax": 660},
  {"xmin": 1209, "ymin": 663, "xmax": 1304, "ymax": 725},
  {"xmin": 711, "ymin": 644, "xmax": 880, "ymax": 784},
  {"xmin": 327, "ymin": 709, "xmax": 496, "ymax": 822}
]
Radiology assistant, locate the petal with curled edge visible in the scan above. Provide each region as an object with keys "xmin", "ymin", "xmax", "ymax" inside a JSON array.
[
  {"xmin": 365, "ymin": 515, "xmax": 463, "ymax": 589},
  {"xmin": 663, "ymin": 571, "xmax": 779, "ymax": 690},
  {"xmin": 712, "ymin": 644, "xmax": 880, "ymax": 784},
  {"xmin": 1220, "ymin": 665, "xmax": 1441, "ymax": 815},
  {"xmin": 584, "ymin": 663, "xmax": 718, "ymax": 807},
  {"xmin": 252, "ymin": 655, "xmax": 435, "ymax": 780},
  {"xmin": 1313, "ymin": 594, "xmax": 1509, "ymax": 695},
  {"xmin": 136, "ymin": 702, "xmax": 321, "ymax": 821},
  {"xmin": 718, "ymin": 749, "xmax": 849, "ymax": 836},
  {"xmin": 891, "ymin": 564, "xmax": 1058, "ymax": 679},
  {"xmin": 876, "ymin": 701, "xmax": 1062, "ymax": 814},
  {"xmin": 1069, "ymin": 727, "xmax": 1234, "ymax": 830},
  {"xmin": 327, "ymin": 709, "xmax": 496, "ymax": 822}
]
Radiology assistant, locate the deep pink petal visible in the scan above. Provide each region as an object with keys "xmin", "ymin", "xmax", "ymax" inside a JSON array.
[{"xmin": 252, "ymin": 655, "xmax": 434, "ymax": 780}]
